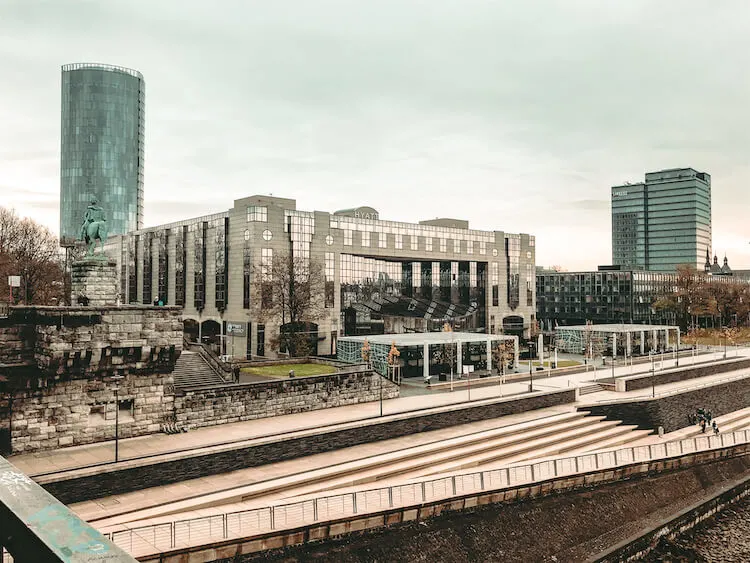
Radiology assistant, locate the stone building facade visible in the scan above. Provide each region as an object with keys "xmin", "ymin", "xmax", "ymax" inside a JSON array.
[{"xmin": 104, "ymin": 195, "xmax": 537, "ymax": 360}]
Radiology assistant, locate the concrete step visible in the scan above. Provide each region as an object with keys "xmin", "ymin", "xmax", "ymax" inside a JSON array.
[
  {"xmin": 409, "ymin": 420, "xmax": 629, "ymax": 478},
  {"xmin": 274, "ymin": 424, "xmax": 650, "ymax": 503},
  {"xmin": 628, "ymin": 407, "xmax": 750, "ymax": 447},
  {"xmin": 172, "ymin": 352, "xmax": 225, "ymax": 388},
  {"xmin": 579, "ymin": 383, "xmax": 606, "ymax": 395},
  {"xmin": 296, "ymin": 415, "xmax": 607, "ymax": 493},
  {"xmin": 90, "ymin": 410, "xmax": 590, "ymax": 528}
]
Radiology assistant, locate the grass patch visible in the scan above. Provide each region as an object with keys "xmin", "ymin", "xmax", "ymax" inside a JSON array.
[{"xmin": 241, "ymin": 363, "xmax": 336, "ymax": 378}]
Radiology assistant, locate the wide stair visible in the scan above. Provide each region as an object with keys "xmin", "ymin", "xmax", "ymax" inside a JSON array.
[
  {"xmin": 93, "ymin": 410, "xmax": 653, "ymax": 529},
  {"xmin": 628, "ymin": 406, "xmax": 750, "ymax": 447},
  {"xmin": 172, "ymin": 351, "xmax": 226, "ymax": 388}
]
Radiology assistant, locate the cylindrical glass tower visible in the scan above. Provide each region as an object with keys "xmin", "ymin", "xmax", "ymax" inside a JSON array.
[{"xmin": 60, "ymin": 63, "xmax": 145, "ymax": 245}]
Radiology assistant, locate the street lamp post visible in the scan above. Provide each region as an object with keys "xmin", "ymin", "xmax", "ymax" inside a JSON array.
[
  {"xmin": 111, "ymin": 374, "xmax": 124, "ymax": 462},
  {"xmin": 528, "ymin": 353, "xmax": 533, "ymax": 393},
  {"xmin": 651, "ymin": 359, "xmax": 656, "ymax": 398}
]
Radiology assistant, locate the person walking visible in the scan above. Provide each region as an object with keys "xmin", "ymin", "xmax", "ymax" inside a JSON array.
[{"xmin": 713, "ymin": 423, "xmax": 720, "ymax": 436}]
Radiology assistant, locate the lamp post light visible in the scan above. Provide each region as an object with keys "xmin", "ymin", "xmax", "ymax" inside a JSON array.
[
  {"xmin": 111, "ymin": 374, "xmax": 124, "ymax": 463},
  {"xmin": 528, "ymin": 351, "xmax": 533, "ymax": 393}
]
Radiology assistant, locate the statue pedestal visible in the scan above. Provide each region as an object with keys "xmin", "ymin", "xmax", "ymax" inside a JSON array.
[{"xmin": 71, "ymin": 258, "xmax": 118, "ymax": 307}]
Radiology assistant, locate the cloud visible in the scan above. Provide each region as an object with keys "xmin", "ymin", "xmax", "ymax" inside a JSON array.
[
  {"xmin": 569, "ymin": 200, "xmax": 611, "ymax": 212},
  {"xmin": 1, "ymin": 0, "xmax": 750, "ymax": 269}
]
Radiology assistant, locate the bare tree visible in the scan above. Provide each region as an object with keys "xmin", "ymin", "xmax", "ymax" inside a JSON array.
[
  {"xmin": 252, "ymin": 250, "xmax": 325, "ymax": 356},
  {"xmin": 582, "ymin": 321, "xmax": 606, "ymax": 363},
  {"xmin": 492, "ymin": 340, "xmax": 515, "ymax": 376},
  {"xmin": 0, "ymin": 206, "xmax": 64, "ymax": 305}
]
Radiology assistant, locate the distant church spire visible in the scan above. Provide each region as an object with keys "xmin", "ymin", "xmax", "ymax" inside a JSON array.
[{"xmin": 704, "ymin": 247, "xmax": 711, "ymax": 272}]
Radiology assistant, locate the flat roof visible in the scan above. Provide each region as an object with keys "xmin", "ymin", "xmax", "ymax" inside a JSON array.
[
  {"xmin": 339, "ymin": 332, "xmax": 516, "ymax": 346},
  {"xmin": 555, "ymin": 324, "xmax": 678, "ymax": 333}
]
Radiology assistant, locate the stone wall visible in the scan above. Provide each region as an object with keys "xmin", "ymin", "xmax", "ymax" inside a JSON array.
[
  {"xmin": 0, "ymin": 305, "xmax": 183, "ymax": 454},
  {"xmin": 0, "ymin": 323, "xmax": 34, "ymax": 365},
  {"xmin": 31, "ymin": 306, "xmax": 183, "ymax": 376},
  {"xmin": 174, "ymin": 369, "xmax": 400, "ymax": 429},
  {"xmin": 70, "ymin": 259, "xmax": 118, "ymax": 307},
  {"xmin": 42, "ymin": 388, "xmax": 576, "ymax": 503},
  {"xmin": 7, "ymin": 372, "xmax": 174, "ymax": 453},
  {"xmin": 585, "ymin": 375, "xmax": 750, "ymax": 433},
  {"xmin": 617, "ymin": 357, "xmax": 750, "ymax": 392}
]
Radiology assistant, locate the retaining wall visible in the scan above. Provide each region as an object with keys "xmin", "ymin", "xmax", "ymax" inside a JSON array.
[
  {"xmin": 616, "ymin": 356, "xmax": 750, "ymax": 392},
  {"xmin": 584, "ymin": 375, "xmax": 750, "ymax": 433},
  {"xmin": 174, "ymin": 369, "xmax": 400, "ymax": 429}
]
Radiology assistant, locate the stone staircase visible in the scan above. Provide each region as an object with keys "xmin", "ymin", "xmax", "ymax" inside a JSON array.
[
  {"xmin": 579, "ymin": 383, "xmax": 607, "ymax": 395},
  {"xmin": 102, "ymin": 411, "xmax": 650, "ymax": 525},
  {"xmin": 172, "ymin": 351, "xmax": 226, "ymax": 388}
]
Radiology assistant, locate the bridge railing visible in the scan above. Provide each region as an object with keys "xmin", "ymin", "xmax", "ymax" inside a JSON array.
[{"xmin": 102, "ymin": 428, "xmax": 750, "ymax": 557}]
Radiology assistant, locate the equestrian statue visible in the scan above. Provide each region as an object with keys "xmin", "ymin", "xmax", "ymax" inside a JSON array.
[{"xmin": 79, "ymin": 198, "xmax": 108, "ymax": 257}]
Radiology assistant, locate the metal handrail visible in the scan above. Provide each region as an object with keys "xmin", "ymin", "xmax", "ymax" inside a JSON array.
[{"xmin": 102, "ymin": 428, "xmax": 750, "ymax": 557}]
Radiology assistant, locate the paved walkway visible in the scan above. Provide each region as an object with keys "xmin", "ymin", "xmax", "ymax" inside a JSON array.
[{"xmin": 10, "ymin": 348, "xmax": 747, "ymax": 477}]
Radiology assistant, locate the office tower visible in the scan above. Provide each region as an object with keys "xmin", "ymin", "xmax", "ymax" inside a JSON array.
[
  {"xmin": 611, "ymin": 168, "xmax": 711, "ymax": 272},
  {"xmin": 60, "ymin": 63, "xmax": 145, "ymax": 245}
]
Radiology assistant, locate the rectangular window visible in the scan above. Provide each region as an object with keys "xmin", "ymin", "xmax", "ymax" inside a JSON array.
[
  {"xmin": 492, "ymin": 261, "xmax": 499, "ymax": 307},
  {"xmin": 243, "ymin": 246, "xmax": 252, "ymax": 309},
  {"xmin": 411, "ymin": 236, "xmax": 418, "ymax": 251},
  {"xmin": 378, "ymin": 232, "xmax": 387, "ymax": 248},
  {"xmin": 361, "ymin": 231, "xmax": 370, "ymax": 247},
  {"xmin": 247, "ymin": 206, "xmax": 267, "ymax": 222},
  {"xmin": 425, "ymin": 237, "xmax": 433, "ymax": 252},
  {"xmin": 479, "ymin": 241, "xmax": 486, "ymax": 255},
  {"xmin": 325, "ymin": 252, "xmax": 335, "ymax": 308},
  {"xmin": 395, "ymin": 234, "xmax": 403, "ymax": 249},
  {"xmin": 261, "ymin": 248, "xmax": 273, "ymax": 308},
  {"xmin": 344, "ymin": 229, "xmax": 353, "ymax": 245},
  {"xmin": 454, "ymin": 239, "xmax": 461, "ymax": 253},
  {"xmin": 257, "ymin": 324, "xmax": 265, "ymax": 356},
  {"xmin": 440, "ymin": 238, "xmax": 447, "ymax": 252},
  {"xmin": 467, "ymin": 240, "xmax": 474, "ymax": 255}
]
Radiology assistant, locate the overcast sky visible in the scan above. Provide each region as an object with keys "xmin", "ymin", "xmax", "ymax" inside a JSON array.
[{"xmin": 1, "ymin": 0, "xmax": 749, "ymax": 269}]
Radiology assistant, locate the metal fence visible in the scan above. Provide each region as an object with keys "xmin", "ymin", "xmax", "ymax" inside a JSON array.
[{"xmin": 103, "ymin": 428, "xmax": 750, "ymax": 557}]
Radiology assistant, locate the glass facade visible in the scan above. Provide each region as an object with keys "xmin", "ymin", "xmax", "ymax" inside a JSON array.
[
  {"xmin": 505, "ymin": 235, "xmax": 520, "ymax": 310},
  {"xmin": 193, "ymin": 222, "xmax": 206, "ymax": 311},
  {"xmin": 142, "ymin": 231, "xmax": 152, "ymax": 304},
  {"xmin": 339, "ymin": 254, "xmax": 485, "ymax": 335},
  {"xmin": 175, "ymin": 226, "xmax": 186, "ymax": 307},
  {"xmin": 157, "ymin": 230, "xmax": 168, "ymax": 304},
  {"xmin": 60, "ymin": 63, "xmax": 144, "ymax": 244},
  {"xmin": 215, "ymin": 218, "xmax": 228, "ymax": 311},
  {"xmin": 536, "ymin": 269, "xmax": 680, "ymax": 328},
  {"xmin": 612, "ymin": 168, "xmax": 711, "ymax": 272},
  {"xmin": 127, "ymin": 235, "xmax": 138, "ymax": 304}
]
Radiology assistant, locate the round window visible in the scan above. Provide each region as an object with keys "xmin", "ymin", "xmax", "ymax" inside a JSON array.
[
  {"xmin": 262, "ymin": 229, "xmax": 273, "ymax": 241},
  {"xmin": 325, "ymin": 234, "xmax": 334, "ymax": 246},
  {"xmin": 243, "ymin": 229, "xmax": 250, "ymax": 241},
  {"xmin": 492, "ymin": 248, "xmax": 498, "ymax": 257}
]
